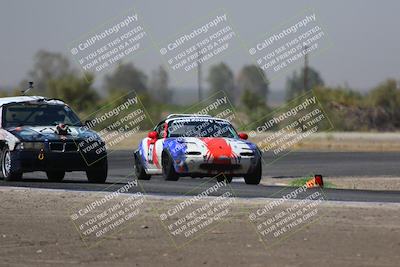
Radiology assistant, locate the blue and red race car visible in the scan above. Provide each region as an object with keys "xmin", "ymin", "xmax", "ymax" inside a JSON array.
[{"xmin": 134, "ymin": 114, "xmax": 262, "ymax": 184}]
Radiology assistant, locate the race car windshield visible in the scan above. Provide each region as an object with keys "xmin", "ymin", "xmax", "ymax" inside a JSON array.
[
  {"xmin": 2, "ymin": 103, "xmax": 82, "ymax": 127},
  {"xmin": 167, "ymin": 119, "xmax": 238, "ymax": 138}
]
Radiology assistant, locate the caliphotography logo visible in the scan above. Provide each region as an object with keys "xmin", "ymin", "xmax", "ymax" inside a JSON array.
[
  {"xmin": 243, "ymin": 89, "xmax": 334, "ymax": 165},
  {"xmin": 247, "ymin": 174, "xmax": 327, "ymax": 250},
  {"xmin": 154, "ymin": 9, "xmax": 243, "ymax": 86},
  {"xmin": 74, "ymin": 90, "xmax": 154, "ymax": 166},
  {"xmin": 68, "ymin": 6, "xmax": 151, "ymax": 81},
  {"xmin": 69, "ymin": 177, "xmax": 146, "ymax": 248},
  {"xmin": 245, "ymin": 8, "xmax": 333, "ymax": 82},
  {"xmin": 150, "ymin": 174, "xmax": 236, "ymax": 249}
]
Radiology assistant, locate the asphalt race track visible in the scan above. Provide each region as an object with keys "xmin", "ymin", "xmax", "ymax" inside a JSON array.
[{"xmin": 1, "ymin": 151, "xmax": 400, "ymax": 203}]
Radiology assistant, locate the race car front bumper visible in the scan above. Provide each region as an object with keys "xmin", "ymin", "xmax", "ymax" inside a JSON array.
[
  {"xmin": 174, "ymin": 155, "xmax": 259, "ymax": 177},
  {"xmin": 10, "ymin": 150, "xmax": 106, "ymax": 172}
]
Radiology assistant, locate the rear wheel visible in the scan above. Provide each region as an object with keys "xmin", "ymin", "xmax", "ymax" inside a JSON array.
[
  {"xmin": 86, "ymin": 158, "xmax": 108, "ymax": 183},
  {"xmin": 1, "ymin": 148, "xmax": 22, "ymax": 181},
  {"xmin": 134, "ymin": 153, "xmax": 151, "ymax": 180},
  {"xmin": 244, "ymin": 160, "xmax": 261, "ymax": 185},
  {"xmin": 46, "ymin": 171, "xmax": 65, "ymax": 182},
  {"xmin": 162, "ymin": 152, "xmax": 179, "ymax": 181}
]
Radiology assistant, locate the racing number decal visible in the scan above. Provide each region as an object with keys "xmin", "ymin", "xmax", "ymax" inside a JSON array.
[{"xmin": 148, "ymin": 143, "xmax": 154, "ymax": 164}]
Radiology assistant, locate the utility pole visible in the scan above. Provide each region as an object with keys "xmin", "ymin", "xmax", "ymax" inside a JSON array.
[
  {"xmin": 197, "ymin": 47, "xmax": 202, "ymax": 102},
  {"xmin": 303, "ymin": 45, "xmax": 308, "ymax": 91}
]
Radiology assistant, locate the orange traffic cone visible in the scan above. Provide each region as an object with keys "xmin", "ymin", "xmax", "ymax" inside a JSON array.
[{"xmin": 306, "ymin": 175, "xmax": 324, "ymax": 188}]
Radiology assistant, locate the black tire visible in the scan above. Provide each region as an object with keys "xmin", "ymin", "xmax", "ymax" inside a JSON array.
[
  {"xmin": 244, "ymin": 160, "xmax": 262, "ymax": 185},
  {"xmin": 134, "ymin": 153, "xmax": 151, "ymax": 180},
  {"xmin": 46, "ymin": 171, "xmax": 65, "ymax": 182},
  {"xmin": 86, "ymin": 158, "xmax": 108, "ymax": 183},
  {"xmin": 162, "ymin": 152, "xmax": 179, "ymax": 181},
  {"xmin": 1, "ymin": 148, "xmax": 22, "ymax": 181}
]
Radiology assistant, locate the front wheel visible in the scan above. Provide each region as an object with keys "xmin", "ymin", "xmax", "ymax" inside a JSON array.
[
  {"xmin": 86, "ymin": 158, "xmax": 108, "ymax": 183},
  {"xmin": 134, "ymin": 153, "xmax": 151, "ymax": 180},
  {"xmin": 244, "ymin": 160, "xmax": 262, "ymax": 185},
  {"xmin": 1, "ymin": 148, "xmax": 22, "ymax": 181},
  {"xmin": 162, "ymin": 152, "xmax": 179, "ymax": 181}
]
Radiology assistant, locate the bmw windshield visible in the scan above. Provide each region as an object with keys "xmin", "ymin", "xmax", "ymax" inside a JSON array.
[
  {"xmin": 2, "ymin": 103, "xmax": 82, "ymax": 127},
  {"xmin": 167, "ymin": 119, "xmax": 238, "ymax": 138}
]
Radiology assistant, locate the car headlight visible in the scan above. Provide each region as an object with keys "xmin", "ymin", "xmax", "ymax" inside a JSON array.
[{"xmin": 15, "ymin": 142, "xmax": 45, "ymax": 150}]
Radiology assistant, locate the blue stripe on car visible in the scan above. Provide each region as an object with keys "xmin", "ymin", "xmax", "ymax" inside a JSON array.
[
  {"xmin": 163, "ymin": 138, "xmax": 187, "ymax": 172},
  {"xmin": 138, "ymin": 142, "xmax": 147, "ymax": 167}
]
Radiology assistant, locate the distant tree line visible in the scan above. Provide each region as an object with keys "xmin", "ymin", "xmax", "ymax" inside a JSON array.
[
  {"xmin": 1, "ymin": 49, "xmax": 399, "ymax": 131},
  {"xmin": 314, "ymin": 80, "xmax": 400, "ymax": 131}
]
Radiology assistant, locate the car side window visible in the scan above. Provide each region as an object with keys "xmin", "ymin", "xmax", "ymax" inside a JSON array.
[{"xmin": 155, "ymin": 123, "xmax": 165, "ymax": 139}]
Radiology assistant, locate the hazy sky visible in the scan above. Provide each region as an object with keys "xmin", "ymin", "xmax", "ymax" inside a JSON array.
[{"xmin": 0, "ymin": 0, "xmax": 399, "ymax": 92}]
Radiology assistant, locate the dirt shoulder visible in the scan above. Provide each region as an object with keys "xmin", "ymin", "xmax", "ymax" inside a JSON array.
[
  {"xmin": 284, "ymin": 132, "xmax": 400, "ymax": 152},
  {"xmin": 0, "ymin": 187, "xmax": 399, "ymax": 267}
]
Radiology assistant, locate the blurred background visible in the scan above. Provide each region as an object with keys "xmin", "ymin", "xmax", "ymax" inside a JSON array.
[{"xmin": 0, "ymin": 0, "xmax": 399, "ymax": 131}]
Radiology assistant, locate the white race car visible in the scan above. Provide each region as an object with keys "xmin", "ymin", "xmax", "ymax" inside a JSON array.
[{"xmin": 134, "ymin": 114, "xmax": 262, "ymax": 184}]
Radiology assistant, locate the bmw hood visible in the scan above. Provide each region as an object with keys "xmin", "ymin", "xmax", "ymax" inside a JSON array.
[{"xmin": 6, "ymin": 125, "xmax": 100, "ymax": 142}]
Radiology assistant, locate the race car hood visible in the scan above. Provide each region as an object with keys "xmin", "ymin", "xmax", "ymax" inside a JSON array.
[
  {"xmin": 6, "ymin": 125, "xmax": 99, "ymax": 142},
  {"xmin": 164, "ymin": 137, "xmax": 258, "ymax": 159},
  {"xmin": 181, "ymin": 136, "xmax": 255, "ymax": 150}
]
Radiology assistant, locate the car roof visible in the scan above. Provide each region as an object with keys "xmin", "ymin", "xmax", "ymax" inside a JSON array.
[
  {"xmin": 0, "ymin": 96, "xmax": 65, "ymax": 107},
  {"xmin": 164, "ymin": 114, "xmax": 231, "ymax": 124}
]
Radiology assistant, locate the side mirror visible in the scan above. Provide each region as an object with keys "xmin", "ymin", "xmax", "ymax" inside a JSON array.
[
  {"xmin": 238, "ymin": 132, "xmax": 248, "ymax": 140},
  {"xmin": 148, "ymin": 131, "xmax": 158, "ymax": 139}
]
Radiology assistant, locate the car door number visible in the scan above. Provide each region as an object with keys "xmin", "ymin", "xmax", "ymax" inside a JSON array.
[{"xmin": 148, "ymin": 144, "xmax": 154, "ymax": 164}]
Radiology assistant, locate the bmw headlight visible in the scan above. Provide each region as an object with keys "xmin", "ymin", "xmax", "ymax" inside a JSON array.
[{"xmin": 15, "ymin": 142, "xmax": 45, "ymax": 150}]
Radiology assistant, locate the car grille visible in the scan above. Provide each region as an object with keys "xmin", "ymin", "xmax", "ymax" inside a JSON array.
[
  {"xmin": 199, "ymin": 163, "xmax": 241, "ymax": 171},
  {"xmin": 240, "ymin": 152, "xmax": 254, "ymax": 156},
  {"xmin": 49, "ymin": 142, "xmax": 78, "ymax": 152}
]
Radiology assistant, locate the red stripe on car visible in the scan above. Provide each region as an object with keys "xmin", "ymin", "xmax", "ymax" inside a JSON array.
[{"xmin": 200, "ymin": 137, "xmax": 234, "ymax": 164}]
